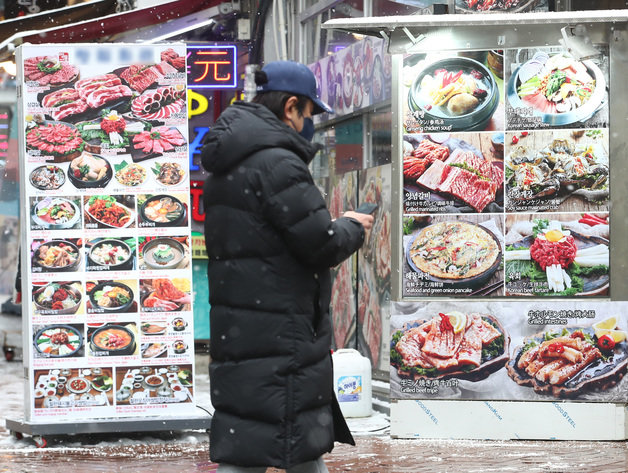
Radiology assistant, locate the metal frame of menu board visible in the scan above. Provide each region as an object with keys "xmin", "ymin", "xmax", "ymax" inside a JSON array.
[
  {"xmin": 7, "ymin": 42, "xmax": 211, "ymax": 447},
  {"xmin": 322, "ymin": 11, "xmax": 628, "ymax": 441},
  {"xmin": 324, "ymin": 10, "xmax": 628, "ymax": 301}
]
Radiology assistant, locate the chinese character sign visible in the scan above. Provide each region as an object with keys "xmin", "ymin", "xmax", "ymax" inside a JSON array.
[{"xmin": 187, "ymin": 45, "xmax": 237, "ymax": 89}]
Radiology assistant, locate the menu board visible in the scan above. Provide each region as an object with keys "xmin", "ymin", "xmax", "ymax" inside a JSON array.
[
  {"xmin": 389, "ymin": 301, "xmax": 628, "ymax": 403},
  {"xmin": 400, "ymin": 45, "xmax": 610, "ymax": 298},
  {"xmin": 17, "ymin": 44, "xmax": 196, "ymax": 421},
  {"xmin": 454, "ymin": 0, "xmax": 549, "ymax": 13}
]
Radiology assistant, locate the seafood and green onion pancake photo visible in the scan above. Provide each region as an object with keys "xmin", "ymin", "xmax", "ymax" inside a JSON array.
[
  {"xmin": 507, "ymin": 319, "xmax": 628, "ymax": 398},
  {"xmin": 505, "ymin": 217, "xmax": 609, "ymax": 296},
  {"xmin": 505, "ymin": 129, "xmax": 609, "ymax": 212},
  {"xmin": 390, "ymin": 312, "xmax": 510, "ymax": 396},
  {"xmin": 405, "ymin": 220, "xmax": 503, "ymax": 293}
]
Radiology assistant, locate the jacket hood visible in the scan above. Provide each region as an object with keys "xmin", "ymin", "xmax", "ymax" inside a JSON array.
[{"xmin": 201, "ymin": 101, "xmax": 320, "ymax": 174}]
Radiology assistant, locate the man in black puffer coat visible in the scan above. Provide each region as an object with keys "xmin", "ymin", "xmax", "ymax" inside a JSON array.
[{"xmin": 201, "ymin": 61, "xmax": 373, "ymax": 472}]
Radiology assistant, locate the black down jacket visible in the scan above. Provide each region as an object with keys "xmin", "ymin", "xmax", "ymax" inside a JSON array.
[{"xmin": 201, "ymin": 102, "xmax": 364, "ymax": 468}]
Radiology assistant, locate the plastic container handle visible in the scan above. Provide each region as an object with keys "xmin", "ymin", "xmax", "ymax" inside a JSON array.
[{"xmin": 334, "ymin": 348, "xmax": 361, "ymax": 356}]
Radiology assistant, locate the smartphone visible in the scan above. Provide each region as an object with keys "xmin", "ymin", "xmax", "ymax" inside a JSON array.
[{"xmin": 355, "ymin": 202, "xmax": 378, "ymax": 215}]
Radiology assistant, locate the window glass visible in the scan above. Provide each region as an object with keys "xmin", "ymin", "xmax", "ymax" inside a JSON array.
[
  {"xmin": 368, "ymin": 106, "xmax": 392, "ymax": 167},
  {"xmin": 334, "ymin": 118, "xmax": 363, "ymax": 174},
  {"xmin": 311, "ymin": 128, "xmax": 334, "ymax": 180},
  {"xmin": 372, "ymin": 0, "xmax": 424, "ymax": 15},
  {"xmin": 303, "ymin": 1, "xmax": 365, "ymax": 64}
]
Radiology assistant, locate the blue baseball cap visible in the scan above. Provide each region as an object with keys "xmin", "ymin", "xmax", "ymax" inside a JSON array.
[{"xmin": 257, "ymin": 60, "xmax": 333, "ymax": 115}]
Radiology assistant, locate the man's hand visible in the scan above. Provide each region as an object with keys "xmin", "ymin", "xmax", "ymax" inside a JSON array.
[{"xmin": 343, "ymin": 211, "xmax": 374, "ymax": 230}]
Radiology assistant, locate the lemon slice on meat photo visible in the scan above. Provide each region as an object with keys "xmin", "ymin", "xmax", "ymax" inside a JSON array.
[
  {"xmin": 593, "ymin": 316, "xmax": 627, "ymax": 343},
  {"xmin": 446, "ymin": 311, "xmax": 467, "ymax": 334}
]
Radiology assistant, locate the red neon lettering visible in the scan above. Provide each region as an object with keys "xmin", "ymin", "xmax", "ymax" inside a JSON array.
[
  {"xmin": 190, "ymin": 181, "xmax": 205, "ymax": 222},
  {"xmin": 193, "ymin": 51, "xmax": 231, "ymax": 82}
]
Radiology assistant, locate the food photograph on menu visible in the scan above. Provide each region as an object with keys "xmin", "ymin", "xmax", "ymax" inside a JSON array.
[
  {"xmin": 357, "ymin": 167, "xmax": 392, "ymax": 370},
  {"xmin": 315, "ymin": 36, "xmax": 391, "ymax": 119},
  {"xmin": 455, "ymin": 0, "xmax": 549, "ymax": 13},
  {"xmin": 402, "ymin": 215, "xmax": 504, "ymax": 297},
  {"xmin": 504, "ymin": 213, "xmax": 609, "ymax": 296},
  {"xmin": 30, "ymin": 196, "xmax": 82, "ymax": 231},
  {"xmin": 33, "ymin": 324, "xmax": 85, "ymax": 359},
  {"xmin": 137, "ymin": 193, "xmax": 189, "ymax": 228},
  {"xmin": 505, "ymin": 128, "xmax": 609, "ymax": 212},
  {"xmin": 403, "ymin": 131, "xmax": 504, "ymax": 214},
  {"xmin": 138, "ymin": 236, "xmax": 190, "ymax": 270},
  {"xmin": 85, "ymin": 279, "xmax": 137, "ymax": 314},
  {"xmin": 403, "ymin": 51, "xmax": 504, "ymax": 134},
  {"xmin": 390, "ymin": 301, "xmax": 628, "ymax": 402},
  {"xmin": 87, "ymin": 322, "xmax": 139, "ymax": 357},
  {"xmin": 33, "ymin": 367, "xmax": 114, "ymax": 410},
  {"xmin": 114, "ymin": 364, "xmax": 193, "ymax": 406},
  {"xmin": 30, "ymin": 238, "xmax": 82, "ymax": 273},
  {"xmin": 84, "ymin": 195, "xmax": 136, "ymax": 229},
  {"xmin": 85, "ymin": 237, "xmax": 137, "ymax": 271},
  {"xmin": 505, "ymin": 46, "xmax": 609, "ymax": 130},
  {"xmin": 32, "ymin": 281, "xmax": 84, "ymax": 317},
  {"xmin": 140, "ymin": 278, "xmax": 191, "ymax": 312},
  {"xmin": 325, "ymin": 172, "xmax": 357, "ymax": 350}
]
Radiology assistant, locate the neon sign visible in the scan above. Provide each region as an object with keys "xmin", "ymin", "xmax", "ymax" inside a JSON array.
[
  {"xmin": 0, "ymin": 108, "xmax": 10, "ymax": 159},
  {"xmin": 187, "ymin": 45, "xmax": 237, "ymax": 89}
]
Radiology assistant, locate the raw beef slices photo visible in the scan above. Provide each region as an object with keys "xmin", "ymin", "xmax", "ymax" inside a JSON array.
[{"xmin": 24, "ymin": 56, "xmax": 79, "ymax": 87}]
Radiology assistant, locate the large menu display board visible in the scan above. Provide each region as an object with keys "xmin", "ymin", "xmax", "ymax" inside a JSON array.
[
  {"xmin": 17, "ymin": 44, "xmax": 196, "ymax": 421},
  {"xmin": 401, "ymin": 46, "xmax": 610, "ymax": 298},
  {"xmin": 394, "ymin": 42, "xmax": 626, "ymax": 404}
]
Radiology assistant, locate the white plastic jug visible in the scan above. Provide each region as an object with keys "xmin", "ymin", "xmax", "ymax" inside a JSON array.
[{"xmin": 332, "ymin": 348, "xmax": 372, "ymax": 417}]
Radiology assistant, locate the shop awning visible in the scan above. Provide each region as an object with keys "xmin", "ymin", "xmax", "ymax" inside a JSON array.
[
  {"xmin": 0, "ymin": 0, "xmax": 228, "ymax": 62},
  {"xmin": 0, "ymin": 0, "xmax": 118, "ymax": 45},
  {"xmin": 322, "ymin": 10, "xmax": 628, "ymax": 53}
]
